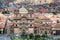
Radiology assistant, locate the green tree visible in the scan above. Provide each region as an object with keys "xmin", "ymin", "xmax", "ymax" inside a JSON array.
[
  {"xmin": 34, "ymin": 35, "xmax": 40, "ymax": 40},
  {"xmin": 56, "ymin": 38, "xmax": 60, "ymax": 40},
  {"xmin": 52, "ymin": 12, "xmax": 57, "ymax": 15},
  {"xmin": 29, "ymin": 33, "xmax": 34, "ymax": 39},
  {"xmin": 42, "ymin": 31, "xmax": 49, "ymax": 40},
  {"xmin": 12, "ymin": 37, "xmax": 20, "ymax": 40},
  {"xmin": 21, "ymin": 30, "xmax": 28, "ymax": 39},
  {"xmin": 2, "ymin": 9, "xmax": 10, "ymax": 14}
]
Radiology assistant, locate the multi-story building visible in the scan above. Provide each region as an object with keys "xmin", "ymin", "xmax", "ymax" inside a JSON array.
[
  {"xmin": 5, "ymin": 6, "xmax": 52, "ymax": 36},
  {"xmin": 0, "ymin": 5, "xmax": 60, "ymax": 36}
]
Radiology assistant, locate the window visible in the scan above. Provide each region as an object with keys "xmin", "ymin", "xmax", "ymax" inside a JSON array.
[
  {"xmin": 20, "ymin": 23, "xmax": 28, "ymax": 27},
  {"xmin": 30, "ymin": 20, "xmax": 32, "ymax": 22},
  {"xmin": 15, "ymin": 21, "xmax": 17, "ymax": 22},
  {"xmin": 34, "ymin": 30, "xmax": 37, "ymax": 34},
  {"xmin": 16, "ymin": 24, "xmax": 17, "ymax": 26},
  {"xmin": 53, "ymin": 31, "xmax": 56, "ymax": 34},
  {"xmin": 43, "ymin": 22, "xmax": 46, "ymax": 24},
  {"xmin": 41, "ymin": 31, "xmax": 43, "ymax": 33},
  {"xmin": 30, "ymin": 24, "xmax": 32, "ymax": 27},
  {"xmin": 43, "ymin": 21, "xmax": 52, "ymax": 24},
  {"xmin": 57, "ymin": 20, "xmax": 60, "ymax": 23},
  {"xmin": 14, "ymin": 10, "xmax": 19, "ymax": 14},
  {"xmin": 40, "ymin": 28, "xmax": 43, "ymax": 30},
  {"xmin": 49, "ymin": 31, "xmax": 51, "ymax": 33},
  {"xmin": 40, "ymin": 1, "xmax": 41, "ymax": 3},
  {"xmin": 45, "ymin": 0, "xmax": 46, "ymax": 2}
]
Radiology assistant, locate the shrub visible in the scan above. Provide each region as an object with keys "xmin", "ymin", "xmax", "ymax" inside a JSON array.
[
  {"xmin": 12, "ymin": 37, "xmax": 20, "ymax": 40},
  {"xmin": 29, "ymin": 33, "xmax": 34, "ymax": 39},
  {"xmin": 56, "ymin": 38, "xmax": 60, "ymax": 40}
]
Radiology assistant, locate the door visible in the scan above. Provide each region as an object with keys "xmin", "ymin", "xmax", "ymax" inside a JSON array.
[
  {"xmin": 14, "ymin": 28, "xmax": 20, "ymax": 34},
  {"xmin": 0, "ymin": 29, "xmax": 1, "ymax": 34},
  {"xmin": 28, "ymin": 28, "xmax": 34, "ymax": 34},
  {"xmin": 0, "ymin": 28, "xmax": 3, "ymax": 34}
]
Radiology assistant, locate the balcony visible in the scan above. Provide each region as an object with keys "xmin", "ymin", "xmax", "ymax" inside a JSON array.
[
  {"xmin": 27, "ymin": 17, "xmax": 34, "ymax": 20},
  {"xmin": 18, "ymin": 22, "xmax": 29, "ymax": 27},
  {"xmin": 13, "ymin": 17, "xmax": 21, "ymax": 20}
]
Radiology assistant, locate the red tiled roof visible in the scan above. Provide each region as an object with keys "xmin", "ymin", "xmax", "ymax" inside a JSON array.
[{"xmin": 39, "ymin": 9, "xmax": 46, "ymax": 13}]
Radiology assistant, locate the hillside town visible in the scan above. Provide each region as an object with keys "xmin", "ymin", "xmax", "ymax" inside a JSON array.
[{"xmin": 0, "ymin": 0, "xmax": 60, "ymax": 40}]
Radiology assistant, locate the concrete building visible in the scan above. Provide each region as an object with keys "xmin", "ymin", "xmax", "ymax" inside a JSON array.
[
  {"xmin": 4, "ymin": 6, "xmax": 52, "ymax": 36},
  {"xmin": 0, "ymin": 6, "xmax": 60, "ymax": 36},
  {"xmin": 44, "ymin": 13, "xmax": 60, "ymax": 35},
  {"xmin": 0, "ymin": 4, "xmax": 60, "ymax": 36}
]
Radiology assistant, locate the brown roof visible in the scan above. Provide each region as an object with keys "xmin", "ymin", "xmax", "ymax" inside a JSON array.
[
  {"xmin": 52, "ymin": 23, "xmax": 60, "ymax": 28},
  {"xmin": 33, "ymin": 13, "xmax": 49, "ymax": 20}
]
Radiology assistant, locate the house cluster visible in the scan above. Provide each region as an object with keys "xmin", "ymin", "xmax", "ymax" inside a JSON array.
[
  {"xmin": 0, "ymin": 6, "xmax": 60, "ymax": 36},
  {"xmin": 0, "ymin": 0, "xmax": 60, "ymax": 36}
]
